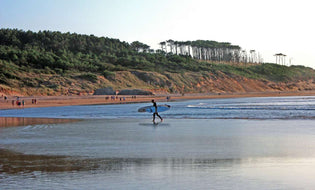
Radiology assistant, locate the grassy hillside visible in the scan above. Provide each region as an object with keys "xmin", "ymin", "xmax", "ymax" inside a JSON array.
[{"xmin": 1, "ymin": 29, "xmax": 315, "ymax": 96}]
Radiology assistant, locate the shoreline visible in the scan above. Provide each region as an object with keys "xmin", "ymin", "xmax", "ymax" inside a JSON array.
[
  {"xmin": 1, "ymin": 90, "xmax": 315, "ymax": 110},
  {"xmin": 1, "ymin": 91, "xmax": 314, "ymax": 127}
]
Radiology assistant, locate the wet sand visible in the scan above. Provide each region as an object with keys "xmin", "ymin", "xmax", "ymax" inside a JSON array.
[
  {"xmin": 0, "ymin": 117, "xmax": 79, "ymax": 128},
  {"xmin": 2, "ymin": 118, "xmax": 315, "ymax": 190},
  {"xmin": 1, "ymin": 91, "xmax": 314, "ymax": 110},
  {"xmin": 0, "ymin": 148, "xmax": 133, "ymax": 174}
]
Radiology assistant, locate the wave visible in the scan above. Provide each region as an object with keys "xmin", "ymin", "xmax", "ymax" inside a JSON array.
[
  {"xmin": 22, "ymin": 124, "xmax": 55, "ymax": 131},
  {"xmin": 164, "ymin": 115, "xmax": 315, "ymax": 120},
  {"xmin": 187, "ymin": 105, "xmax": 315, "ymax": 111}
]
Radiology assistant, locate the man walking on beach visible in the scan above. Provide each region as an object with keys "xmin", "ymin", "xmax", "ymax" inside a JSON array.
[{"xmin": 152, "ymin": 99, "xmax": 163, "ymax": 124}]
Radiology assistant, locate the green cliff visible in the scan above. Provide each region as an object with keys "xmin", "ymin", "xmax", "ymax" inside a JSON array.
[{"xmin": 1, "ymin": 29, "xmax": 315, "ymax": 96}]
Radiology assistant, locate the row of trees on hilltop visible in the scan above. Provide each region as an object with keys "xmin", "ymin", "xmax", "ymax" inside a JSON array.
[
  {"xmin": 0, "ymin": 28, "xmax": 132, "ymax": 57},
  {"xmin": 159, "ymin": 39, "xmax": 263, "ymax": 63},
  {"xmin": 0, "ymin": 29, "xmax": 265, "ymax": 77},
  {"xmin": 0, "ymin": 29, "xmax": 202, "ymax": 73}
]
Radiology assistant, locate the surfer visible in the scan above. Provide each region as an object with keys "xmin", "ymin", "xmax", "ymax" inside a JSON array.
[{"xmin": 152, "ymin": 99, "xmax": 163, "ymax": 123}]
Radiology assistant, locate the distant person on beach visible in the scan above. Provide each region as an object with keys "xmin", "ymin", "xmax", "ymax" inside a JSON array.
[
  {"xmin": 152, "ymin": 99, "xmax": 163, "ymax": 123},
  {"xmin": 166, "ymin": 96, "xmax": 170, "ymax": 102}
]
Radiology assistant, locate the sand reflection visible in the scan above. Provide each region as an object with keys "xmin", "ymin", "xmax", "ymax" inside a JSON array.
[
  {"xmin": 0, "ymin": 149, "xmax": 85, "ymax": 173},
  {"xmin": 0, "ymin": 117, "xmax": 79, "ymax": 127},
  {"xmin": 0, "ymin": 148, "xmax": 243, "ymax": 174}
]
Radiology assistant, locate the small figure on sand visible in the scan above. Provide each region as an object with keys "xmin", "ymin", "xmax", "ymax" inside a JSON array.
[{"xmin": 152, "ymin": 99, "xmax": 163, "ymax": 124}]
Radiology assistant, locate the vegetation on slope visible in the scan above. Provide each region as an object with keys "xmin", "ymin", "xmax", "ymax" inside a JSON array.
[{"xmin": 0, "ymin": 29, "xmax": 315, "ymax": 95}]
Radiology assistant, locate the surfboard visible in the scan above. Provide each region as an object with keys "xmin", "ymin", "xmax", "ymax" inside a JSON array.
[{"xmin": 138, "ymin": 104, "xmax": 171, "ymax": 113}]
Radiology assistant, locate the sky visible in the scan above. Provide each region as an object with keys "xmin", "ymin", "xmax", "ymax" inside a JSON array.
[{"xmin": 1, "ymin": 0, "xmax": 314, "ymax": 68}]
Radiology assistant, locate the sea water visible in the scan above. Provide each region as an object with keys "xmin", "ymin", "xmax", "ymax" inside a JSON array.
[
  {"xmin": 1, "ymin": 96, "xmax": 315, "ymax": 189},
  {"xmin": 1, "ymin": 96, "xmax": 315, "ymax": 119}
]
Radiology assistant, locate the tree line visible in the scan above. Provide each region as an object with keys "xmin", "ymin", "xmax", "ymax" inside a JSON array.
[
  {"xmin": 0, "ymin": 29, "xmax": 219, "ymax": 74},
  {"xmin": 158, "ymin": 39, "xmax": 263, "ymax": 63},
  {"xmin": 0, "ymin": 29, "xmax": 264, "ymax": 75}
]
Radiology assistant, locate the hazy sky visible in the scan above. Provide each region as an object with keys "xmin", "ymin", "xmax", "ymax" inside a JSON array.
[{"xmin": 1, "ymin": 0, "xmax": 314, "ymax": 68}]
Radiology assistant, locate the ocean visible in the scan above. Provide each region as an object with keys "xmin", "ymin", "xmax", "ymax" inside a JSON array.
[{"xmin": 1, "ymin": 96, "xmax": 315, "ymax": 189}]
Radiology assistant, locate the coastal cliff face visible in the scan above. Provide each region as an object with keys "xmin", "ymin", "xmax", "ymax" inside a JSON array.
[
  {"xmin": 1, "ymin": 70, "xmax": 314, "ymax": 96},
  {"xmin": 1, "ymin": 29, "xmax": 315, "ymax": 96}
]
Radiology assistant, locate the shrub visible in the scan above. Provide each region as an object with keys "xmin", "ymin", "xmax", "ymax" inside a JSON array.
[
  {"xmin": 79, "ymin": 73, "xmax": 98, "ymax": 83},
  {"xmin": 103, "ymin": 70, "xmax": 115, "ymax": 80}
]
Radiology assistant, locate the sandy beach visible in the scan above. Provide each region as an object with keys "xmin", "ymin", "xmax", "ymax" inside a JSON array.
[{"xmin": 1, "ymin": 91, "xmax": 315, "ymax": 110}]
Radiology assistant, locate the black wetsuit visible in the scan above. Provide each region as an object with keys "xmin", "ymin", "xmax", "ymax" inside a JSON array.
[{"xmin": 153, "ymin": 102, "xmax": 163, "ymax": 123}]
